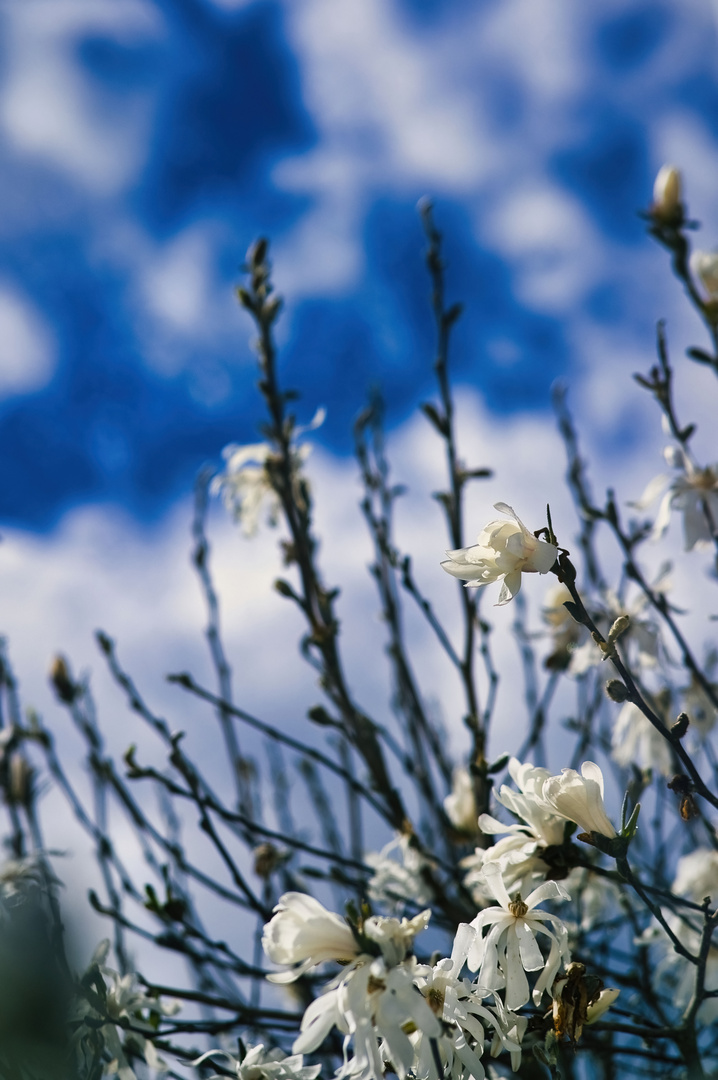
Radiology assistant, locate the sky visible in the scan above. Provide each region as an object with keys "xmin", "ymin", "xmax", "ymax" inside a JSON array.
[
  {"xmin": 1, "ymin": 0, "xmax": 718, "ymax": 528},
  {"xmin": 3, "ymin": 0, "xmax": 718, "ymax": 965}
]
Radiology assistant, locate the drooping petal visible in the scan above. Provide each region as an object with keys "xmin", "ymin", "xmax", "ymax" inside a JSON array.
[{"xmin": 496, "ymin": 569, "xmax": 522, "ymax": 606}]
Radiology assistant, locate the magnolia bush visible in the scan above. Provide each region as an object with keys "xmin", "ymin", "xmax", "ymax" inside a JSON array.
[{"xmin": 2, "ymin": 174, "xmax": 718, "ymax": 1079}]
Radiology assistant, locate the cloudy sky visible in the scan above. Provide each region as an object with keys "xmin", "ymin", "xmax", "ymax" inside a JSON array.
[{"xmin": 3, "ymin": 0, "xmax": 718, "ymax": 948}]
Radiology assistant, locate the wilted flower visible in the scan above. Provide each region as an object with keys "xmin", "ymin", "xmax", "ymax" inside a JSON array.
[
  {"xmin": 444, "ymin": 767, "xmax": 479, "ymax": 836},
  {"xmin": 651, "ymin": 164, "xmax": 682, "ymax": 221},
  {"xmin": 441, "ymin": 503, "xmax": 558, "ymax": 606},
  {"xmin": 461, "ymin": 864, "xmax": 571, "ymax": 1011},
  {"xmin": 262, "ymin": 892, "xmax": 359, "ymax": 983},
  {"xmin": 611, "ymin": 701, "xmax": 673, "ymax": 777},
  {"xmin": 632, "ymin": 446, "xmax": 718, "ymax": 551},
  {"xmin": 536, "ymin": 762, "xmax": 617, "ymax": 839}
]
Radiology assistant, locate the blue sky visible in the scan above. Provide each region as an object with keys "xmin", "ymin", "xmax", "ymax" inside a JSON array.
[{"xmin": 2, "ymin": 0, "xmax": 718, "ymax": 529}]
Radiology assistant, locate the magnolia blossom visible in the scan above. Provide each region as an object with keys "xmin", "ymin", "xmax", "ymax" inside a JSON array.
[
  {"xmin": 365, "ymin": 833, "xmax": 434, "ymax": 910},
  {"xmin": 212, "ymin": 409, "xmax": 324, "ymax": 536},
  {"xmin": 74, "ymin": 941, "xmax": 180, "ymax": 1080},
  {"xmin": 262, "ymin": 892, "xmax": 359, "ymax": 983},
  {"xmin": 652, "ymin": 164, "xmax": 682, "ymax": 220},
  {"xmin": 463, "ymin": 758, "xmax": 567, "ymax": 898},
  {"xmin": 295, "ymin": 956, "xmax": 441, "ymax": 1080},
  {"xmin": 611, "ymin": 701, "xmax": 673, "ymax": 777},
  {"xmin": 567, "ymin": 580, "xmax": 666, "ymax": 677},
  {"xmin": 192, "ymin": 1044, "xmax": 321, "ymax": 1080},
  {"xmin": 632, "ymin": 446, "xmax": 718, "ymax": 552},
  {"xmin": 411, "ymin": 934, "xmax": 523, "ymax": 1080},
  {"xmin": 537, "ymin": 762, "xmax": 617, "ymax": 839},
  {"xmin": 692, "ymin": 249, "xmax": 718, "ymax": 300},
  {"xmin": 460, "ymin": 864, "xmax": 571, "ymax": 1011},
  {"xmin": 444, "ymin": 767, "xmax": 479, "ymax": 836},
  {"xmin": 441, "ymin": 503, "xmax": 558, "ymax": 606},
  {"xmin": 363, "ymin": 910, "xmax": 432, "ymax": 967}
]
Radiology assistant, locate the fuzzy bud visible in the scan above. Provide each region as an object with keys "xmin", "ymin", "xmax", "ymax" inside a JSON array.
[{"xmin": 605, "ymin": 679, "xmax": 629, "ymax": 703}]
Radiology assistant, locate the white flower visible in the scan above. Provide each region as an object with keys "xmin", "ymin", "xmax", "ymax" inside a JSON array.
[
  {"xmin": 444, "ymin": 767, "xmax": 479, "ymax": 835},
  {"xmin": 585, "ymin": 987, "xmax": 621, "ymax": 1024},
  {"xmin": 262, "ymin": 893, "xmax": 359, "ymax": 983},
  {"xmin": 632, "ymin": 446, "xmax": 718, "ymax": 552},
  {"xmin": 611, "ymin": 701, "xmax": 673, "ymax": 777},
  {"xmin": 295, "ymin": 956, "xmax": 441, "ymax": 1080},
  {"xmin": 212, "ymin": 409, "xmax": 324, "ymax": 536},
  {"xmin": 536, "ymin": 762, "xmax": 617, "ymax": 839},
  {"xmin": 566, "ymin": 580, "xmax": 666, "ymax": 677},
  {"xmin": 652, "ymin": 164, "xmax": 682, "ymax": 219},
  {"xmin": 692, "ymin": 249, "xmax": 718, "ymax": 300},
  {"xmin": 365, "ymin": 833, "xmax": 434, "ymax": 911},
  {"xmin": 463, "ymin": 758, "xmax": 567, "ymax": 898},
  {"xmin": 363, "ymin": 910, "xmax": 432, "ymax": 967},
  {"xmin": 211, "ymin": 442, "xmax": 282, "ymax": 536},
  {"xmin": 411, "ymin": 937, "xmax": 522, "ymax": 1080},
  {"xmin": 460, "ymin": 864, "xmax": 571, "ymax": 1011},
  {"xmin": 192, "ymin": 1044, "xmax": 321, "ymax": 1080},
  {"xmin": 441, "ymin": 503, "xmax": 558, "ymax": 606}
]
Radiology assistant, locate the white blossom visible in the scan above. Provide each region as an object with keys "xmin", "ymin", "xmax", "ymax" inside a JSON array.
[
  {"xmin": 411, "ymin": 934, "xmax": 523, "ymax": 1080},
  {"xmin": 365, "ymin": 833, "xmax": 434, "ymax": 911},
  {"xmin": 631, "ymin": 446, "xmax": 718, "ymax": 552},
  {"xmin": 295, "ymin": 956, "xmax": 441, "ymax": 1080},
  {"xmin": 567, "ymin": 581, "xmax": 666, "ymax": 676},
  {"xmin": 536, "ymin": 762, "xmax": 617, "ymax": 839},
  {"xmin": 692, "ymin": 249, "xmax": 718, "ymax": 300},
  {"xmin": 460, "ymin": 864, "xmax": 571, "ymax": 1011},
  {"xmin": 444, "ymin": 767, "xmax": 479, "ymax": 836},
  {"xmin": 212, "ymin": 409, "xmax": 324, "ymax": 536},
  {"xmin": 463, "ymin": 758, "xmax": 567, "ymax": 898},
  {"xmin": 192, "ymin": 1044, "xmax": 321, "ymax": 1080},
  {"xmin": 611, "ymin": 701, "xmax": 673, "ymax": 777},
  {"xmin": 262, "ymin": 893, "xmax": 360, "ymax": 983},
  {"xmin": 652, "ymin": 164, "xmax": 682, "ymax": 219},
  {"xmin": 363, "ymin": 910, "xmax": 432, "ymax": 967},
  {"xmin": 441, "ymin": 503, "xmax": 557, "ymax": 606},
  {"xmin": 585, "ymin": 987, "xmax": 621, "ymax": 1024}
]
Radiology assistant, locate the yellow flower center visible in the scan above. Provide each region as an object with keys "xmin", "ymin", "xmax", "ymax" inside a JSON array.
[{"xmin": 508, "ymin": 897, "xmax": 529, "ymax": 918}]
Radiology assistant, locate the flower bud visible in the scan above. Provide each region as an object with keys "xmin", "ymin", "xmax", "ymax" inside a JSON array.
[
  {"xmin": 652, "ymin": 165, "xmax": 682, "ymax": 222},
  {"xmin": 605, "ymin": 679, "xmax": 629, "ymax": 703},
  {"xmin": 692, "ymin": 250, "xmax": 718, "ymax": 300},
  {"xmin": 49, "ymin": 655, "xmax": 78, "ymax": 704}
]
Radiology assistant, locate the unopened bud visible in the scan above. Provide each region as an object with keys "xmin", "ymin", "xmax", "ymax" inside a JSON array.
[
  {"xmin": 7, "ymin": 754, "xmax": 33, "ymax": 806},
  {"xmin": 652, "ymin": 164, "xmax": 682, "ymax": 221},
  {"xmin": 49, "ymin": 655, "xmax": 78, "ymax": 704},
  {"xmin": 605, "ymin": 679, "xmax": 629, "ymax": 703},
  {"xmin": 608, "ymin": 615, "xmax": 630, "ymax": 644},
  {"xmin": 671, "ymin": 712, "xmax": 690, "ymax": 739},
  {"xmin": 692, "ymin": 251, "xmax": 718, "ymax": 300},
  {"xmin": 253, "ymin": 842, "xmax": 285, "ymax": 879}
]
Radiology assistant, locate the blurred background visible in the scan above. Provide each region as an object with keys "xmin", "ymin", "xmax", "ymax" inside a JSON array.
[{"xmin": 2, "ymin": 0, "xmax": 718, "ymax": 959}]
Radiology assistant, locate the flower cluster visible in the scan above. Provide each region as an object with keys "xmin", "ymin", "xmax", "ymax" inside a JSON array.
[{"xmin": 261, "ymin": 889, "xmax": 576, "ymax": 1080}]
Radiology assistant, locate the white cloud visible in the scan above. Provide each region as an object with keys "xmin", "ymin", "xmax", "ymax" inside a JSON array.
[
  {"xmin": 0, "ymin": 285, "xmax": 56, "ymax": 395},
  {"xmin": 0, "ymin": 0, "xmax": 161, "ymax": 195}
]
